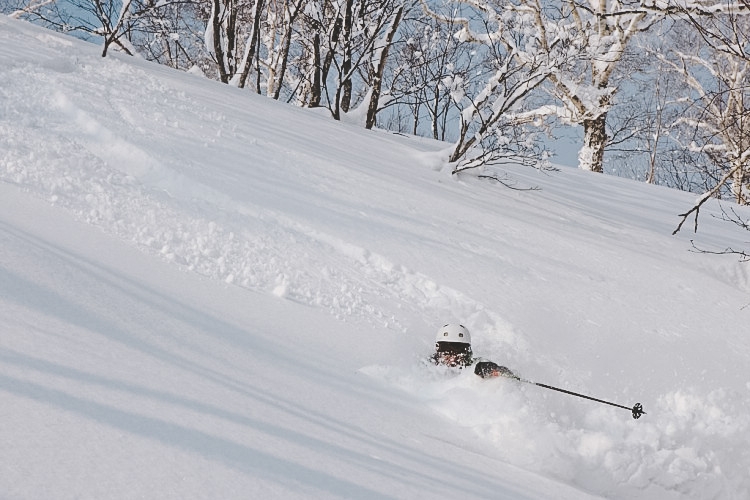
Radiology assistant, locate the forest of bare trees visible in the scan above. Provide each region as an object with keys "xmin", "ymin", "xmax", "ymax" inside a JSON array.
[{"xmin": 3, "ymin": 0, "xmax": 749, "ymax": 207}]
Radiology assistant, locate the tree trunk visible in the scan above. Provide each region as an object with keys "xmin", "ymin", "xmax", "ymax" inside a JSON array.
[
  {"xmin": 365, "ymin": 6, "xmax": 403, "ymax": 129},
  {"xmin": 430, "ymin": 89, "xmax": 440, "ymax": 140},
  {"xmin": 236, "ymin": 0, "xmax": 265, "ymax": 88},
  {"xmin": 309, "ymin": 33, "xmax": 322, "ymax": 107},
  {"xmin": 210, "ymin": 0, "xmax": 229, "ymax": 83},
  {"xmin": 225, "ymin": 0, "xmax": 237, "ymax": 78},
  {"xmin": 731, "ymin": 162, "xmax": 748, "ymax": 205},
  {"xmin": 579, "ymin": 113, "xmax": 607, "ymax": 173},
  {"xmin": 271, "ymin": 0, "xmax": 305, "ymax": 100},
  {"xmin": 340, "ymin": 0, "xmax": 354, "ymax": 114},
  {"xmin": 320, "ymin": 18, "xmax": 341, "ymax": 113},
  {"xmin": 101, "ymin": 0, "xmax": 133, "ymax": 58}
]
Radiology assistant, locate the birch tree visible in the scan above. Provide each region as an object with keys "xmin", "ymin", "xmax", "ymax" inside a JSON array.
[
  {"xmin": 639, "ymin": 7, "xmax": 750, "ymax": 237},
  {"xmin": 652, "ymin": 0, "xmax": 750, "ymax": 61},
  {"xmin": 295, "ymin": 0, "xmax": 408, "ymax": 122},
  {"xmin": 204, "ymin": 0, "xmax": 240, "ymax": 83},
  {"xmin": 260, "ymin": 0, "xmax": 308, "ymax": 98},
  {"xmin": 511, "ymin": 0, "xmax": 664, "ymax": 173},
  {"xmin": 363, "ymin": 2, "xmax": 406, "ymax": 128},
  {"xmin": 20, "ymin": 0, "xmax": 146, "ymax": 56},
  {"xmin": 667, "ymin": 26, "xmax": 750, "ymax": 223},
  {"xmin": 387, "ymin": 12, "xmax": 476, "ymax": 139},
  {"xmin": 599, "ymin": 26, "xmax": 689, "ymax": 185},
  {"xmin": 130, "ymin": 1, "xmax": 207, "ymax": 70},
  {"xmin": 641, "ymin": 2, "xmax": 750, "ymax": 224},
  {"xmin": 294, "ymin": 0, "xmax": 339, "ymax": 107},
  {"xmin": 233, "ymin": 0, "xmax": 267, "ymax": 89},
  {"xmin": 420, "ymin": 0, "xmax": 568, "ymax": 171}
]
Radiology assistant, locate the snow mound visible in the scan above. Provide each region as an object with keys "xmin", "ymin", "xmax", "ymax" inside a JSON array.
[{"xmin": 363, "ymin": 364, "xmax": 750, "ymax": 499}]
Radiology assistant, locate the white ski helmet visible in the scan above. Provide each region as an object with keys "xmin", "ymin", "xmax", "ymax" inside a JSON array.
[{"xmin": 435, "ymin": 324, "xmax": 471, "ymax": 344}]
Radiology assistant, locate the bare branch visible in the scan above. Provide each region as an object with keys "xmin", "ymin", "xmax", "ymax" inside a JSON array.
[{"xmin": 673, "ymin": 162, "xmax": 744, "ymax": 234}]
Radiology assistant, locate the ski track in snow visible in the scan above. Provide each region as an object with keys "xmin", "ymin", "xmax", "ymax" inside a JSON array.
[
  {"xmin": 1, "ymin": 48, "xmax": 524, "ymax": 345},
  {"xmin": 2, "ymin": 19, "xmax": 750, "ymax": 500},
  {"xmin": 0, "ymin": 44, "xmax": 524, "ymax": 362}
]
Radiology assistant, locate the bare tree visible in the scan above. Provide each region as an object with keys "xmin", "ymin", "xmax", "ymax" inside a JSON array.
[
  {"xmin": 293, "ymin": 0, "xmax": 408, "ymax": 122},
  {"xmin": 205, "ymin": 0, "xmax": 239, "ymax": 82},
  {"xmin": 130, "ymin": 0, "xmax": 207, "ymax": 70},
  {"xmin": 663, "ymin": 25, "xmax": 750, "ymax": 209},
  {"xmin": 6, "ymin": 0, "xmax": 207, "ymax": 65},
  {"xmin": 233, "ymin": 0, "xmax": 266, "ymax": 88},
  {"xmin": 420, "ymin": 0, "xmax": 565, "ymax": 171},
  {"xmin": 363, "ymin": 1, "xmax": 406, "ymax": 128},
  {"xmin": 603, "ymin": 25, "xmax": 690, "ymax": 185},
  {"xmin": 20, "ymin": 0, "xmax": 148, "ymax": 56},
  {"xmin": 264, "ymin": 0, "xmax": 308, "ymax": 99},
  {"xmin": 514, "ymin": 0, "xmax": 665, "ymax": 173},
  {"xmin": 386, "ymin": 11, "xmax": 477, "ymax": 140},
  {"xmin": 652, "ymin": 0, "xmax": 750, "ymax": 61}
]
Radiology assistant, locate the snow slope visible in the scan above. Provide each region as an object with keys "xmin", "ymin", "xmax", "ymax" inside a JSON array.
[{"xmin": 1, "ymin": 15, "xmax": 749, "ymax": 499}]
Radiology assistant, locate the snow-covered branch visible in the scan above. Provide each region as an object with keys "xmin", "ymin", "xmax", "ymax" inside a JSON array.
[{"xmin": 8, "ymin": 0, "xmax": 58, "ymax": 19}]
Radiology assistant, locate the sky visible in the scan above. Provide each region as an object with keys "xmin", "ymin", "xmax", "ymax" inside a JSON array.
[{"xmin": 1, "ymin": 14, "xmax": 749, "ymax": 499}]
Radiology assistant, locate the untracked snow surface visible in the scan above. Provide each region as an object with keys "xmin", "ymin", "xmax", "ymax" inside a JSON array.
[{"xmin": 2, "ymin": 15, "xmax": 750, "ymax": 500}]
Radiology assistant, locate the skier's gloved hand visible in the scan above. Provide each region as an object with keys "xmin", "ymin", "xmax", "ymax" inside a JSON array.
[{"xmin": 474, "ymin": 361, "xmax": 517, "ymax": 379}]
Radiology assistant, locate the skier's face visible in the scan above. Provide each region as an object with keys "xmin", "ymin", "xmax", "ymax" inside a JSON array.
[
  {"xmin": 439, "ymin": 352, "xmax": 459, "ymax": 366},
  {"xmin": 434, "ymin": 341, "xmax": 471, "ymax": 367}
]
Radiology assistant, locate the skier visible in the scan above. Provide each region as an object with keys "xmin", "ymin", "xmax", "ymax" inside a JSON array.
[
  {"xmin": 430, "ymin": 325, "xmax": 646, "ymax": 418},
  {"xmin": 431, "ymin": 324, "xmax": 517, "ymax": 379}
]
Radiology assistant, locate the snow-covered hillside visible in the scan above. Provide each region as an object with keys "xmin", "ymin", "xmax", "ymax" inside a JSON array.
[{"xmin": 1, "ymin": 15, "xmax": 749, "ymax": 499}]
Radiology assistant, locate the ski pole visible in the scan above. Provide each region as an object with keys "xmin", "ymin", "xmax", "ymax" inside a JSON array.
[{"xmin": 514, "ymin": 376, "xmax": 645, "ymax": 419}]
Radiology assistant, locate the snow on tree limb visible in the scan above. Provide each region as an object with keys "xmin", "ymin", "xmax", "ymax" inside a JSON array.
[
  {"xmin": 644, "ymin": 0, "xmax": 749, "ymax": 16},
  {"xmin": 8, "ymin": 0, "xmax": 58, "ymax": 19}
]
